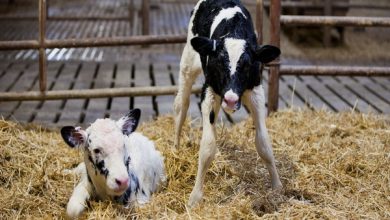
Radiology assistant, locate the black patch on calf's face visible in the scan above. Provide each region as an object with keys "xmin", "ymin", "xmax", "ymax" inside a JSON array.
[
  {"xmin": 96, "ymin": 160, "xmax": 109, "ymax": 178},
  {"xmin": 88, "ymin": 154, "xmax": 109, "ymax": 178},
  {"xmin": 125, "ymin": 156, "xmax": 130, "ymax": 168}
]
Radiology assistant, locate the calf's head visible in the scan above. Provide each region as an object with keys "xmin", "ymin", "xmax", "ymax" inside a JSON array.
[
  {"xmin": 191, "ymin": 37, "xmax": 280, "ymax": 113},
  {"xmin": 61, "ymin": 109, "xmax": 141, "ymax": 196}
]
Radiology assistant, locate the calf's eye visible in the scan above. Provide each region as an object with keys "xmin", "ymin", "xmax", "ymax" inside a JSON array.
[{"xmin": 93, "ymin": 149, "xmax": 101, "ymax": 154}]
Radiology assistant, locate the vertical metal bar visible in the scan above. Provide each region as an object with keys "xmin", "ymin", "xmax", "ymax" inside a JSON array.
[
  {"xmin": 256, "ymin": 0, "xmax": 264, "ymax": 45},
  {"xmin": 128, "ymin": 0, "xmax": 134, "ymax": 26},
  {"xmin": 39, "ymin": 0, "xmax": 47, "ymax": 92},
  {"xmin": 268, "ymin": 0, "xmax": 281, "ymax": 113},
  {"xmin": 323, "ymin": 0, "xmax": 332, "ymax": 46},
  {"xmin": 142, "ymin": 0, "xmax": 150, "ymax": 36}
]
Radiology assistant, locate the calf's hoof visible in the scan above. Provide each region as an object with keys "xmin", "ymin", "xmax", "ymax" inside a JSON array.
[
  {"xmin": 272, "ymin": 180, "xmax": 283, "ymax": 191},
  {"xmin": 271, "ymin": 181, "xmax": 283, "ymax": 194},
  {"xmin": 188, "ymin": 190, "xmax": 203, "ymax": 208},
  {"xmin": 66, "ymin": 202, "xmax": 85, "ymax": 219}
]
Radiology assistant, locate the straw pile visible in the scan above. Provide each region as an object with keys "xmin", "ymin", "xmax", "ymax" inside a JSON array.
[{"xmin": 0, "ymin": 109, "xmax": 389, "ymax": 219}]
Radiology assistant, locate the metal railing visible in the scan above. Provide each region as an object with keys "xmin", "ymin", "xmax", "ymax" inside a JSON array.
[
  {"xmin": 0, "ymin": 0, "xmax": 187, "ymax": 95},
  {"xmin": 267, "ymin": 0, "xmax": 390, "ymax": 112}
]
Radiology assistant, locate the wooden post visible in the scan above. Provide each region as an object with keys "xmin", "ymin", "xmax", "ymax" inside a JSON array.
[
  {"xmin": 39, "ymin": 0, "xmax": 47, "ymax": 92},
  {"xmin": 268, "ymin": 0, "xmax": 281, "ymax": 113},
  {"xmin": 256, "ymin": 0, "xmax": 263, "ymax": 45},
  {"xmin": 142, "ymin": 0, "xmax": 150, "ymax": 36},
  {"xmin": 323, "ymin": 0, "xmax": 332, "ymax": 46}
]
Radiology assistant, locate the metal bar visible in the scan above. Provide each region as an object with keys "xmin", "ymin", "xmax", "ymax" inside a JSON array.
[
  {"xmin": 256, "ymin": 0, "xmax": 263, "ymax": 45},
  {"xmin": 0, "ymin": 16, "xmax": 136, "ymax": 21},
  {"xmin": 281, "ymin": 16, "xmax": 390, "ymax": 27},
  {"xmin": 129, "ymin": 0, "xmax": 134, "ymax": 25},
  {"xmin": 280, "ymin": 65, "xmax": 390, "ymax": 76},
  {"xmin": 44, "ymin": 35, "xmax": 186, "ymax": 48},
  {"xmin": 323, "ymin": 0, "xmax": 332, "ymax": 47},
  {"xmin": 0, "ymin": 40, "xmax": 40, "ymax": 50},
  {"xmin": 268, "ymin": 0, "xmax": 281, "ymax": 113},
  {"xmin": 142, "ymin": 0, "xmax": 150, "ymax": 36},
  {"xmin": 263, "ymin": 1, "xmax": 390, "ymax": 10},
  {"xmin": 39, "ymin": 0, "xmax": 47, "ymax": 92},
  {"xmin": 0, "ymin": 86, "xmax": 203, "ymax": 102},
  {"xmin": 0, "ymin": 35, "xmax": 186, "ymax": 50}
]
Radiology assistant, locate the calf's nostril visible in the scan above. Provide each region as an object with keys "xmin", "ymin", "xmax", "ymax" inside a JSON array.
[
  {"xmin": 115, "ymin": 178, "xmax": 129, "ymax": 187},
  {"xmin": 224, "ymin": 98, "xmax": 238, "ymax": 107}
]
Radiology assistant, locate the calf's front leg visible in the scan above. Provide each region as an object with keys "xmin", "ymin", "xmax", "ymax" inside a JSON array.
[
  {"xmin": 66, "ymin": 167, "xmax": 94, "ymax": 219},
  {"xmin": 243, "ymin": 85, "xmax": 282, "ymax": 190},
  {"xmin": 188, "ymin": 87, "xmax": 221, "ymax": 207}
]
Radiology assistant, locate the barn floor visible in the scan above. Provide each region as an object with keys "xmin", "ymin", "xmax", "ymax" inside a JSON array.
[
  {"xmin": 0, "ymin": 0, "xmax": 389, "ymax": 128},
  {"xmin": 1, "ymin": 110, "xmax": 389, "ymax": 219}
]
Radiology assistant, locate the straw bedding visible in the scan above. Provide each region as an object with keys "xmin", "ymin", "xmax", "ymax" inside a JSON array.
[{"xmin": 0, "ymin": 109, "xmax": 389, "ymax": 219}]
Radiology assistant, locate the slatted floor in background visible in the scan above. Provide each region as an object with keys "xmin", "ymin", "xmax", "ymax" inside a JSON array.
[{"xmin": 1, "ymin": 60, "xmax": 389, "ymax": 128}]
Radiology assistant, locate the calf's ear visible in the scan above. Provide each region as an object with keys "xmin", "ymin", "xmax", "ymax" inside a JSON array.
[
  {"xmin": 61, "ymin": 126, "xmax": 87, "ymax": 148},
  {"xmin": 255, "ymin": 45, "xmax": 281, "ymax": 63},
  {"xmin": 191, "ymin": 37, "xmax": 217, "ymax": 56},
  {"xmin": 117, "ymin": 108, "xmax": 141, "ymax": 136}
]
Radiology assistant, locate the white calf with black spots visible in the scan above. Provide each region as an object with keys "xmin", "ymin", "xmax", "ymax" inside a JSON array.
[
  {"xmin": 173, "ymin": 0, "xmax": 282, "ymax": 207},
  {"xmin": 61, "ymin": 109, "xmax": 166, "ymax": 218}
]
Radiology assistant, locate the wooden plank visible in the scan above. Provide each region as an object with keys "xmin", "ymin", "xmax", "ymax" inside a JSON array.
[
  {"xmin": 278, "ymin": 75, "xmax": 307, "ymax": 108},
  {"xmin": 83, "ymin": 62, "xmax": 115, "ymax": 124},
  {"xmin": 109, "ymin": 62, "xmax": 132, "ymax": 120},
  {"xmin": 309, "ymin": 76, "xmax": 352, "ymax": 111},
  {"xmin": 297, "ymin": 76, "xmax": 343, "ymax": 111},
  {"xmin": 321, "ymin": 76, "xmax": 374, "ymax": 113},
  {"xmin": 58, "ymin": 62, "xmax": 98, "ymax": 127},
  {"xmin": 343, "ymin": 77, "xmax": 390, "ymax": 113},
  {"xmin": 133, "ymin": 62, "xmax": 155, "ymax": 123},
  {"xmin": 33, "ymin": 63, "xmax": 80, "ymax": 124},
  {"xmin": 352, "ymin": 77, "xmax": 390, "ymax": 113},
  {"xmin": 153, "ymin": 62, "xmax": 175, "ymax": 116},
  {"xmin": 11, "ymin": 62, "xmax": 60, "ymax": 122},
  {"xmin": 0, "ymin": 63, "xmax": 35, "ymax": 117}
]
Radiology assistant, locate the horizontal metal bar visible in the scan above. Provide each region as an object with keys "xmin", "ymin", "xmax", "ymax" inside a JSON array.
[
  {"xmin": 281, "ymin": 16, "xmax": 390, "ymax": 27},
  {"xmin": 0, "ymin": 15, "xmax": 131, "ymax": 21},
  {"xmin": 0, "ymin": 35, "xmax": 187, "ymax": 50},
  {"xmin": 280, "ymin": 65, "xmax": 390, "ymax": 76},
  {"xmin": 0, "ymin": 40, "xmax": 40, "ymax": 50},
  {"xmin": 0, "ymin": 86, "xmax": 202, "ymax": 102},
  {"xmin": 43, "ymin": 35, "xmax": 186, "ymax": 48}
]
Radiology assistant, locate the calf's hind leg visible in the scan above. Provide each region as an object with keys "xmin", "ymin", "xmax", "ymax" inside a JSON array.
[
  {"xmin": 243, "ymin": 85, "xmax": 282, "ymax": 189},
  {"xmin": 173, "ymin": 45, "xmax": 201, "ymax": 148}
]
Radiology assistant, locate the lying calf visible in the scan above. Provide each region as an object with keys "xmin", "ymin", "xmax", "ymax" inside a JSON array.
[{"xmin": 61, "ymin": 109, "xmax": 166, "ymax": 218}]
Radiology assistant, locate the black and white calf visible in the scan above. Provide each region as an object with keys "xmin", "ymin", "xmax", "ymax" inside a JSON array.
[
  {"xmin": 173, "ymin": 0, "xmax": 282, "ymax": 207},
  {"xmin": 61, "ymin": 109, "xmax": 166, "ymax": 218}
]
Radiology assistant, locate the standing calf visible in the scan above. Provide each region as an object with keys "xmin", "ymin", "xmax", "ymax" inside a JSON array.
[
  {"xmin": 174, "ymin": 0, "xmax": 282, "ymax": 207},
  {"xmin": 61, "ymin": 109, "xmax": 166, "ymax": 218}
]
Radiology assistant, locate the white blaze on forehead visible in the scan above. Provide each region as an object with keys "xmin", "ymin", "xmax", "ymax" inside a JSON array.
[
  {"xmin": 87, "ymin": 119, "xmax": 124, "ymax": 153},
  {"xmin": 210, "ymin": 6, "xmax": 247, "ymax": 38},
  {"xmin": 225, "ymin": 38, "xmax": 246, "ymax": 76}
]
